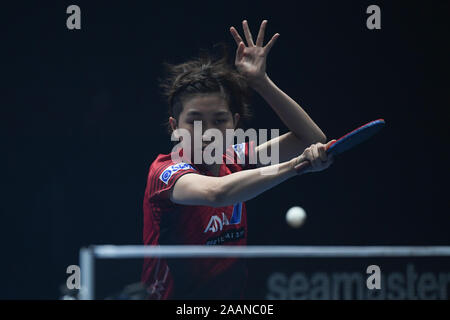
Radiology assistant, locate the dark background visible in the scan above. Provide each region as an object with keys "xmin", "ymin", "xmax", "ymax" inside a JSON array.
[{"xmin": 1, "ymin": 1, "xmax": 449, "ymax": 299}]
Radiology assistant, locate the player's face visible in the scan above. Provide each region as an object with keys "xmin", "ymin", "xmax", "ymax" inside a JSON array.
[{"xmin": 171, "ymin": 93, "xmax": 240, "ymax": 161}]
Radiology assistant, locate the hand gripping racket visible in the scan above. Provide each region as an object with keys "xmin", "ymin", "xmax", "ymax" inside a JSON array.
[{"xmin": 295, "ymin": 119, "xmax": 386, "ymax": 173}]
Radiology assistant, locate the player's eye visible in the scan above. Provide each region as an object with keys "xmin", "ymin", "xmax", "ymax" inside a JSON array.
[
  {"xmin": 186, "ymin": 119, "xmax": 201, "ymax": 125},
  {"xmin": 215, "ymin": 119, "xmax": 227, "ymax": 125}
]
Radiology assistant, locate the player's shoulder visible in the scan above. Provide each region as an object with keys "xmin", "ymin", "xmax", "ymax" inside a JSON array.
[{"xmin": 149, "ymin": 152, "xmax": 176, "ymax": 171}]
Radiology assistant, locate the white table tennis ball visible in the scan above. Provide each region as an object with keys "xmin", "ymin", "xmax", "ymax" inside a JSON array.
[{"xmin": 286, "ymin": 206, "xmax": 307, "ymax": 228}]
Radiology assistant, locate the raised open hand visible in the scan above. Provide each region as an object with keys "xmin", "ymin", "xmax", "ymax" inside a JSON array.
[{"xmin": 229, "ymin": 20, "xmax": 280, "ymax": 88}]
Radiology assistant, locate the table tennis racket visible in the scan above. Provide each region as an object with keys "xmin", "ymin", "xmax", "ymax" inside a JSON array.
[{"xmin": 295, "ymin": 119, "xmax": 386, "ymax": 173}]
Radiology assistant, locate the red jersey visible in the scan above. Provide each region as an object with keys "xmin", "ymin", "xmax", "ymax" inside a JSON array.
[{"xmin": 141, "ymin": 141, "xmax": 257, "ymax": 299}]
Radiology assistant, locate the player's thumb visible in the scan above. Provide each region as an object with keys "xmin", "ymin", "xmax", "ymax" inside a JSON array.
[{"xmin": 325, "ymin": 139, "xmax": 337, "ymax": 150}]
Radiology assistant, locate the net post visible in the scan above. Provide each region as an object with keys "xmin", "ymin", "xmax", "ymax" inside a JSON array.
[{"xmin": 79, "ymin": 246, "xmax": 95, "ymax": 300}]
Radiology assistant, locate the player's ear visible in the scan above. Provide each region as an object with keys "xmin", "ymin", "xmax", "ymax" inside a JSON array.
[
  {"xmin": 169, "ymin": 117, "xmax": 179, "ymax": 138},
  {"xmin": 233, "ymin": 113, "xmax": 240, "ymax": 129}
]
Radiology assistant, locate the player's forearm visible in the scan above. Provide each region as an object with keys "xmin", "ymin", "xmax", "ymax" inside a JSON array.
[
  {"xmin": 252, "ymin": 74, "xmax": 326, "ymax": 143},
  {"xmin": 212, "ymin": 159, "xmax": 297, "ymax": 207}
]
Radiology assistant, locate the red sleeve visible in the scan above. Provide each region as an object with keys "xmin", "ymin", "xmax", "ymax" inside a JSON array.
[{"xmin": 147, "ymin": 160, "xmax": 198, "ymax": 200}]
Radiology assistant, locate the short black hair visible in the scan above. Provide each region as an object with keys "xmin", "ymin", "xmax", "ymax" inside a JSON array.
[{"xmin": 158, "ymin": 42, "xmax": 253, "ymax": 134}]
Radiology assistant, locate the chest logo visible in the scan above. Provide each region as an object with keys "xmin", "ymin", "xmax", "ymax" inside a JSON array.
[
  {"xmin": 204, "ymin": 202, "xmax": 243, "ymax": 233},
  {"xmin": 204, "ymin": 212, "xmax": 230, "ymax": 233}
]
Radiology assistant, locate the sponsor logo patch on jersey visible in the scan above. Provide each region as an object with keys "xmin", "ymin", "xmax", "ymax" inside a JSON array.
[
  {"xmin": 204, "ymin": 212, "xmax": 230, "ymax": 233},
  {"xmin": 204, "ymin": 203, "xmax": 242, "ymax": 233},
  {"xmin": 232, "ymin": 142, "xmax": 245, "ymax": 160},
  {"xmin": 159, "ymin": 162, "xmax": 196, "ymax": 185}
]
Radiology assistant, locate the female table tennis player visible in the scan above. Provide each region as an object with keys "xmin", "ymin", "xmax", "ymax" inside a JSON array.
[{"xmin": 142, "ymin": 20, "xmax": 335, "ymax": 299}]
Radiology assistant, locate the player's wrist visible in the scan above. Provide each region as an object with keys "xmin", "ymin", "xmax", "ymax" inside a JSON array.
[
  {"xmin": 288, "ymin": 156, "xmax": 306, "ymax": 176},
  {"xmin": 250, "ymin": 73, "xmax": 271, "ymax": 92}
]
